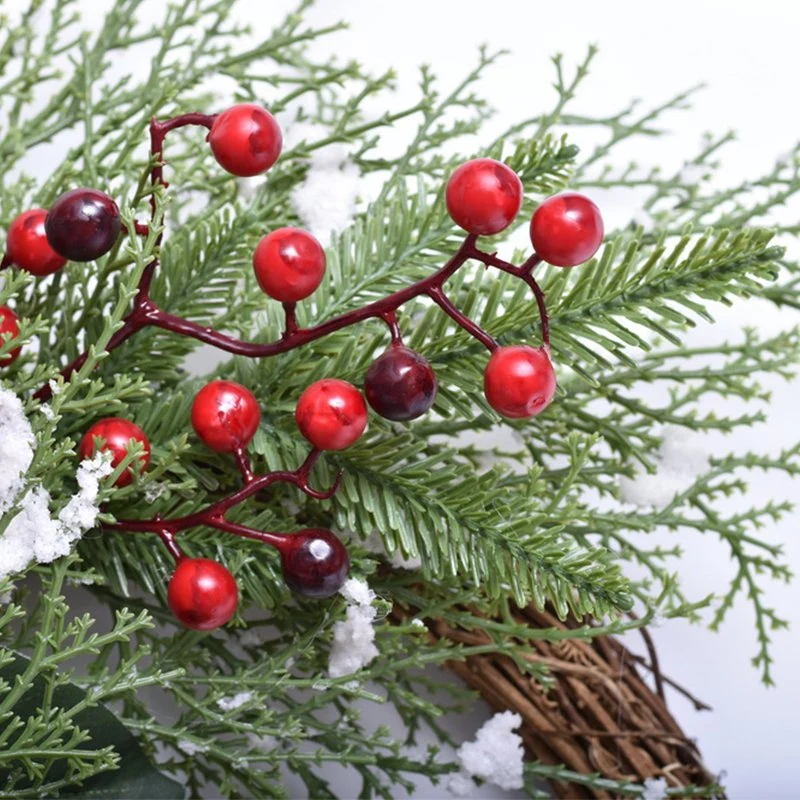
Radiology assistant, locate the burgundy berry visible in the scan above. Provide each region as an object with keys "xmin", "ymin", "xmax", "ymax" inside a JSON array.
[
  {"xmin": 5, "ymin": 209, "xmax": 67, "ymax": 275},
  {"xmin": 45, "ymin": 188, "xmax": 121, "ymax": 262},
  {"xmin": 79, "ymin": 417, "xmax": 150, "ymax": 487},
  {"xmin": 364, "ymin": 345, "xmax": 437, "ymax": 422},
  {"xmin": 484, "ymin": 345, "xmax": 556, "ymax": 419},
  {"xmin": 168, "ymin": 558, "xmax": 239, "ymax": 630},
  {"xmin": 445, "ymin": 158, "xmax": 522, "ymax": 236},
  {"xmin": 208, "ymin": 103, "xmax": 282, "ymax": 177},
  {"xmin": 530, "ymin": 192, "xmax": 604, "ymax": 267},
  {"xmin": 295, "ymin": 378, "xmax": 368, "ymax": 451},
  {"xmin": 0, "ymin": 306, "xmax": 21, "ymax": 366},
  {"xmin": 280, "ymin": 528, "xmax": 350, "ymax": 599},
  {"xmin": 191, "ymin": 380, "xmax": 260, "ymax": 453},
  {"xmin": 253, "ymin": 227, "xmax": 326, "ymax": 302}
]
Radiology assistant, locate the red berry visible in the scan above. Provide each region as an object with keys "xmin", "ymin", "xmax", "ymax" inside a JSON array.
[
  {"xmin": 530, "ymin": 193, "xmax": 604, "ymax": 267},
  {"xmin": 79, "ymin": 417, "xmax": 150, "ymax": 487},
  {"xmin": 168, "ymin": 558, "xmax": 239, "ymax": 630},
  {"xmin": 6, "ymin": 209, "xmax": 67, "ymax": 275},
  {"xmin": 364, "ymin": 345, "xmax": 437, "ymax": 422},
  {"xmin": 253, "ymin": 227, "xmax": 326, "ymax": 302},
  {"xmin": 191, "ymin": 380, "xmax": 260, "ymax": 453},
  {"xmin": 0, "ymin": 306, "xmax": 21, "ymax": 366},
  {"xmin": 295, "ymin": 379, "xmax": 367, "ymax": 451},
  {"xmin": 445, "ymin": 158, "xmax": 522, "ymax": 236},
  {"xmin": 45, "ymin": 188, "xmax": 121, "ymax": 262},
  {"xmin": 483, "ymin": 345, "xmax": 556, "ymax": 419},
  {"xmin": 280, "ymin": 529, "xmax": 349, "ymax": 599},
  {"xmin": 208, "ymin": 103, "xmax": 282, "ymax": 177}
]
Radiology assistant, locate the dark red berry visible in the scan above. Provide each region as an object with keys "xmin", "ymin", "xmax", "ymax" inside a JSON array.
[
  {"xmin": 364, "ymin": 345, "xmax": 437, "ymax": 421},
  {"xmin": 445, "ymin": 158, "xmax": 522, "ymax": 236},
  {"xmin": 484, "ymin": 345, "xmax": 556, "ymax": 419},
  {"xmin": 208, "ymin": 103, "xmax": 282, "ymax": 177},
  {"xmin": 280, "ymin": 528, "xmax": 349, "ymax": 599},
  {"xmin": 295, "ymin": 379, "xmax": 368, "ymax": 451},
  {"xmin": 79, "ymin": 417, "xmax": 150, "ymax": 487},
  {"xmin": 0, "ymin": 306, "xmax": 21, "ymax": 366},
  {"xmin": 192, "ymin": 380, "xmax": 261, "ymax": 453},
  {"xmin": 530, "ymin": 193, "xmax": 604, "ymax": 267},
  {"xmin": 45, "ymin": 188, "xmax": 121, "ymax": 262},
  {"xmin": 6, "ymin": 209, "xmax": 67, "ymax": 275},
  {"xmin": 168, "ymin": 558, "xmax": 239, "ymax": 630},
  {"xmin": 253, "ymin": 227, "xmax": 326, "ymax": 302}
]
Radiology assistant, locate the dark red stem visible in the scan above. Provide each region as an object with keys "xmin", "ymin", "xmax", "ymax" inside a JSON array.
[
  {"xmin": 31, "ymin": 112, "xmax": 550, "ymax": 401},
  {"xmin": 104, "ymin": 448, "xmax": 341, "ymax": 555}
]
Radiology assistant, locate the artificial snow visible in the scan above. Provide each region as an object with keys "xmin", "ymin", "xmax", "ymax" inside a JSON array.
[
  {"xmin": 292, "ymin": 161, "xmax": 360, "ymax": 242},
  {"xmin": 619, "ymin": 425, "xmax": 708, "ymax": 509},
  {"xmin": 328, "ymin": 578, "xmax": 379, "ymax": 679},
  {"xmin": 641, "ymin": 776, "xmax": 669, "ymax": 799},
  {"xmin": 447, "ymin": 711, "xmax": 525, "ymax": 797},
  {"xmin": 177, "ymin": 739, "xmax": 207, "ymax": 756},
  {"xmin": 362, "ymin": 530, "xmax": 422, "ymax": 570},
  {"xmin": 0, "ymin": 391, "xmax": 113, "ymax": 580},
  {"xmin": 216, "ymin": 691, "xmax": 254, "ymax": 711},
  {"xmin": 285, "ymin": 120, "xmax": 361, "ymax": 242},
  {"xmin": 247, "ymin": 733, "xmax": 277, "ymax": 752},
  {"xmin": 0, "ymin": 388, "xmax": 35, "ymax": 515}
]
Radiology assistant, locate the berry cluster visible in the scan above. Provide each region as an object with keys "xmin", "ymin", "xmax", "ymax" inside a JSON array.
[
  {"xmin": 86, "ymin": 377, "xmax": 355, "ymax": 629},
  {"xmin": 1, "ymin": 102, "xmax": 603, "ymax": 630}
]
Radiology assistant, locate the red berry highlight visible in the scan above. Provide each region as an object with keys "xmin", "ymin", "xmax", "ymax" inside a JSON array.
[
  {"xmin": 295, "ymin": 378, "xmax": 367, "ymax": 451},
  {"xmin": 0, "ymin": 306, "xmax": 21, "ymax": 366},
  {"xmin": 253, "ymin": 227, "xmax": 326, "ymax": 302},
  {"xmin": 364, "ymin": 345, "xmax": 437, "ymax": 421},
  {"xmin": 208, "ymin": 103, "xmax": 282, "ymax": 177},
  {"xmin": 168, "ymin": 558, "xmax": 239, "ymax": 630},
  {"xmin": 280, "ymin": 529, "xmax": 350, "ymax": 599},
  {"xmin": 191, "ymin": 380, "xmax": 260, "ymax": 453},
  {"xmin": 79, "ymin": 417, "xmax": 150, "ymax": 487},
  {"xmin": 45, "ymin": 188, "xmax": 121, "ymax": 262},
  {"xmin": 483, "ymin": 345, "xmax": 556, "ymax": 419},
  {"xmin": 445, "ymin": 158, "xmax": 522, "ymax": 236},
  {"xmin": 530, "ymin": 192, "xmax": 604, "ymax": 267},
  {"xmin": 6, "ymin": 209, "xmax": 67, "ymax": 275}
]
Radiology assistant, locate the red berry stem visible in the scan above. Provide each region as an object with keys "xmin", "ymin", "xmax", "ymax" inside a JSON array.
[
  {"xmin": 380, "ymin": 310, "xmax": 403, "ymax": 345},
  {"xmin": 157, "ymin": 528, "xmax": 185, "ymax": 562},
  {"xmin": 104, "ymin": 447, "xmax": 340, "ymax": 537},
  {"xmin": 32, "ymin": 112, "xmax": 552, "ymax": 401},
  {"xmin": 233, "ymin": 446, "xmax": 255, "ymax": 485},
  {"xmin": 427, "ymin": 284, "xmax": 498, "ymax": 352}
]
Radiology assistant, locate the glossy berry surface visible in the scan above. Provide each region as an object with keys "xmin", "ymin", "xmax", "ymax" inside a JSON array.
[
  {"xmin": 364, "ymin": 345, "xmax": 437, "ymax": 421},
  {"xmin": 253, "ymin": 227, "xmax": 326, "ymax": 302},
  {"xmin": 192, "ymin": 380, "xmax": 260, "ymax": 453},
  {"xmin": 530, "ymin": 192, "xmax": 604, "ymax": 267},
  {"xmin": 79, "ymin": 417, "xmax": 150, "ymax": 487},
  {"xmin": 0, "ymin": 306, "xmax": 21, "ymax": 366},
  {"xmin": 167, "ymin": 558, "xmax": 239, "ymax": 630},
  {"xmin": 6, "ymin": 209, "xmax": 67, "ymax": 275},
  {"xmin": 445, "ymin": 158, "xmax": 522, "ymax": 236},
  {"xmin": 484, "ymin": 345, "xmax": 556, "ymax": 419},
  {"xmin": 280, "ymin": 529, "xmax": 350, "ymax": 599},
  {"xmin": 295, "ymin": 378, "xmax": 368, "ymax": 451},
  {"xmin": 208, "ymin": 103, "xmax": 282, "ymax": 177},
  {"xmin": 45, "ymin": 188, "xmax": 121, "ymax": 262}
]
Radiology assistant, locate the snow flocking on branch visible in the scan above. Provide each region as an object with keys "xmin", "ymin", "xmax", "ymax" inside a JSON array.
[
  {"xmin": 0, "ymin": 388, "xmax": 114, "ymax": 580},
  {"xmin": 327, "ymin": 577, "xmax": 379, "ymax": 679},
  {"xmin": 284, "ymin": 120, "xmax": 362, "ymax": 243},
  {"xmin": 619, "ymin": 424, "xmax": 709, "ymax": 509},
  {"xmin": 447, "ymin": 711, "xmax": 525, "ymax": 797}
]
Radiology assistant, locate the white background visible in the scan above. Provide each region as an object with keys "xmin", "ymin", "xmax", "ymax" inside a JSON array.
[{"xmin": 11, "ymin": 1, "xmax": 800, "ymax": 797}]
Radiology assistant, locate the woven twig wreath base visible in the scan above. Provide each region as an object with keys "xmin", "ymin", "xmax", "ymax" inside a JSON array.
[{"xmin": 393, "ymin": 602, "xmax": 718, "ymax": 798}]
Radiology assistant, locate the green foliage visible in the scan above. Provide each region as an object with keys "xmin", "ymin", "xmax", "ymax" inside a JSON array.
[{"xmin": 0, "ymin": 1, "xmax": 798, "ymax": 797}]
